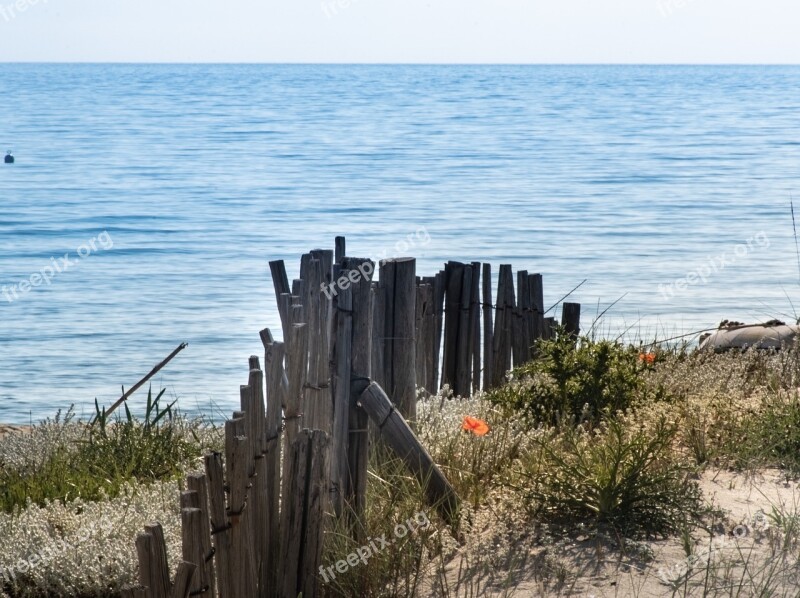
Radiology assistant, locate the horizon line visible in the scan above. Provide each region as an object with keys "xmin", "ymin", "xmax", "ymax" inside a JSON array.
[{"xmin": 1, "ymin": 61, "xmax": 800, "ymax": 66}]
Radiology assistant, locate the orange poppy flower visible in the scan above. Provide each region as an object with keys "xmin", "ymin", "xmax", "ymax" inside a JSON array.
[
  {"xmin": 638, "ymin": 352, "xmax": 656, "ymax": 364},
  {"xmin": 462, "ymin": 416, "xmax": 490, "ymax": 436}
]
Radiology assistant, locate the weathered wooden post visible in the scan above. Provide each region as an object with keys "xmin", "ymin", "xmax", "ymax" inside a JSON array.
[
  {"xmin": 269, "ymin": 260, "xmax": 291, "ymax": 342},
  {"xmin": 353, "ymin": 379, "xmax": 460, "ymax": 526},
  {"xmin": 225, "ymin": 416, "xmax": 256, "ymax": 597},
  {"xmin": 528, "ymin": 273, "xmax": 544, "ymax": 346},
  {"xmin": 469, "ymin": 261, "xmax": 481, "ymax": 394},
  {"xmin": 492, "ymin": 265, "xmax": 515, "ymax": 386},
  {"xmin": 442, "ymin": 261, "xmax": 463, "ymax": 393},
  {"xmin": 379, "ymin": 257, "xmax": 417, "ymax": 420},
  {"xmin": 562, "ymin": 302, "xmax": 581, "ymax": 339},
  {"xmin": 205, "ymin": 452, "xmax": 233, "ymax": 598},
  {"xmin": 415, "ymin": 282, "xmax": 434, "ymax": 396},
  {"xmin": 280, "ymin": 429, "xmax": 330, "ymax": 598},
  {"xmin": 370, "ymin": 282, "xmax": 386, "ymax": 390},
  {"xmin": 260, "ymin": 329, "xmax": 285, "ymax": 597},
  {"xmin": 331, "ymin": 276, "xmax": 353, "ymax": 517},
  {"xmin": 344, "ymin": 257, "xmax": 374, "ymax": 524},
  {"xmin": 185, "ymin": 473, "xmax": 216, "ymax": 598},
  {"xmin": 456, "ymin": 263, "xmax": 473, "ymax": 396},
  {"xmin": 482, "ymin": 263, "xmax": 494, "ymax": 390},
  {"xmin": 433, "ymin": 270, "xmax": 446, "ymax": 392},
  {"xmin": 181, "ymin": 505, "xmax": 209, "ymax": 597},
  {"xmin": 516, "ymin": 270, "xmax": 531, "ymax": 365},
  {"xmin": 335, "ymin": 235, "xmax": 346, "ymax": 263}
]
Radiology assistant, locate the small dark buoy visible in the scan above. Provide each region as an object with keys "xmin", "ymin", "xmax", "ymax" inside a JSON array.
[{"xmin": 4, "ymin": 151, "xmax": 14, "ymax": 164}]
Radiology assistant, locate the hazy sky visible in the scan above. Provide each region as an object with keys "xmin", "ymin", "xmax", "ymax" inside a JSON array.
[{"xmin": 0, "ymin": 0, "xmax": 798, "ymax": 63}]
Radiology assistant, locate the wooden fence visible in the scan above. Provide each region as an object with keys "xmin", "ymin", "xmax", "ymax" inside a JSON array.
[{"xmin": 124, "ymin": 236, "xmax": 580, "ymax": 598}]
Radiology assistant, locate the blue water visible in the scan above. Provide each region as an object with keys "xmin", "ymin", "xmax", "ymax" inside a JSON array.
[{"xmin": 2, "ymin": 64, "xmax": 800, "ymax": 423}]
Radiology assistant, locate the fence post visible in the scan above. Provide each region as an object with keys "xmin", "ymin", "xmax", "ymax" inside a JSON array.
[
  {"xmin": 370, "ymin": 282, "xmax": 385, "ymax": 390},
  {"xmin": 261, "ymin": 329, "xmax": 285, "ymax": 598},
  {"xmin": 379, "ymin": 258, "xmax": 417, "ymax": 420},
  {"xmin": 205, "ymin": 452, "xmax": 233, "ymax": 598},
  {"xmin": 469, "ymin": 262, "xmax": 481, "ymax": 394},
  {"xmin": 456, "ymin": 264, "xmax": 473, "ymax": 396},
  {"xmin": 225, "ymin": 417, "xmax": 256, "ymax": 597},
  {"xmin": 562, "ymin": 302, "xmax": 581, "ymax": 338},
  {"xmin": 442, "ymin": 261, "xmax": 463, "ymax": 392},
  {"xmin": 280, "ymin": 429, "xmax": 330, "ymax": 598},
  {"xmin": 185, "ymin": 473, "xmax": 216, "ymax": 598},
  {"xmin": 353, "ymin": 379, "xmax": 460, "ymax": 526},
  {"xmin": 482, "ymin": 263, "xmax": 494, "ymax": 390},
  {"xmin": 344, "ymin": 257, "xmax": 374, "ymax": 525},
  {"xmin": 331, "ymin": 278, "xmax": 352, "ymax": 517},
  {"xmin": 492, "ymin": 265, "xmax": 514, "ymax": 386}
]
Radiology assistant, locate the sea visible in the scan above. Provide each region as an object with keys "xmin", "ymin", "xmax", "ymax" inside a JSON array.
[{"xmin": 2, "ymin": 64, "xmax": 800, "ymax": 423}]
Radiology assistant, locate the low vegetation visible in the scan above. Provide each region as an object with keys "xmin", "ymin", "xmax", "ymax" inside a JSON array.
[
  {"xmin": 0, "ymin": 388, "xmax": 214, "ymax": 515},
  {"xmin": 5, "ymin": 336, "xmax": 800, "ymax": 596}
]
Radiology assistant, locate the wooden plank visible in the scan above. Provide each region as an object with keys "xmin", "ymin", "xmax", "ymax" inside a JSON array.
[
  {"xmin": 516, "ymin": 270, "xmax": 531, "ymax": 365},
  {"xmin": 331, "ymin": 278, "xmax": 352, "ymax": 517},
  {"xmin": 335, "ymin": 236, "xmax": 346, "ymax": 263},
  {"xmin": 269, "ymin": 260, "xmax": 291, "ymax": 341},
  {"xmin": 456, "ymin": 264, "xmax": 473, "ymax": 396},
  {"xmin": 225, "ymin": 417, "xmax": 256, "ymax": 597},
  {"xmin": 469, "ymin": 262, "xmax": 481, "ymax": 394},
  {"xmin": 181, "ymin": 508, "xmax": 208, "ymax": 597},
  {"xmin": 260, "ymin": 329, "xmax": 284, "ymax": 598},
  {"xmin": 442, "ymin": 261, "xmax": 464, "ymax": 392},
  {"xmin": 186, "ymin": 473, "xmax": 216, "ymax": 598},
  {"xmin": 344, "ymin": 257, "xmax": 373, "ymax": 525},
  {"xmin": 380, "ymin": 258, "xmax": 417, "ymax": 420},
  {"xmin": 491, "ymin": 265, "xmax": 513, "ymax": 387},
  {"xmin": 528, "ymin": 273, "xmax": 545, "ymax": 349},
  {"xmin": 562, "ymin": 302, "xmax": 581, "ymax": 339},
  {"xmin": 433, "ymin": 270, "xmax": 446, "ymax": 392},
  {"xmin": 370, "ymin": 281, "xmax": 386, "ymax": 390},
  {"xmin": 302, "ymin": 258, "xmax": 325, "ymax": 432},
  {"xmin": 312, "ymin": 249, "xmax": 334, "ymax": 435},
  {"xmin": 354, "ymin": 380, "xmax": 460, "ymax": 526},
  {"xmin": 135, "ymin": 532, "xmax": 154, "ymax": 597},
  {"xmin": 205, "ymin": 452, "xmax": 233, "ymax": 598},
  {"xmin": 247, "ymin": 365, "xmax": 270, "ymax": 596},
  {"xmin": 171, "ymin": 562, "xmax": 197, "ymax": 598},
  {"xmin": 143, "ymin": 523, "xmax": 172, "ymax": 598},
  {"xmin": 482, "ymin": 263, "xmax": 494, "ymax": 390},
  {"xmin": 420, "ymin": 282, "xmax": 437, "ymax": 395},
  {"xmin": 414, "ymin": 283, "xmax": 430, "ymax": 396},
  {"xmin": 544, "ymin": 316, "xmax": 556, "ymax": 340},
  {"xmin": 280, "ymin": 429, "xmax": 330, "ymax": 598}
]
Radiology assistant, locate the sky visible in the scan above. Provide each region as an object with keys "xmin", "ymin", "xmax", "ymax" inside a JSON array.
[{"xmin": 0, "ymin": 0, "xmax": 798, "ymax": 63}]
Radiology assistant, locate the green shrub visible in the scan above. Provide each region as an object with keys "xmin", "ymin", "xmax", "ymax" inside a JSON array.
[
  {"xmin": 747, "ymin": 391, "xmax": 800, "ymax": 474},
  {"xmin": 487, "ymin": 333, "xmax": 657, "ymax": 426},
  {"xmin": 0, "ymin": 388, "xmax": 206, "ymax": 513},
  {"xmin": 519, "ymin": 417, "xmax": 701, "ymax": 537}
]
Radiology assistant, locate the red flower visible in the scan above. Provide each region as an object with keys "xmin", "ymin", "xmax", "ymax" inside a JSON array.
[
  {"xmin": 462, "ymin": 416, "xmax": 490, "ymax": 436},
  {"xmin": 638, "ymin": 352, "xmax": 656, "ymax": 364}
]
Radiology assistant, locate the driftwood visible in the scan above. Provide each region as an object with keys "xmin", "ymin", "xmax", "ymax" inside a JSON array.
[{"xmin": 101, "ymin": 342, "xmax": 188, "ymax": 421}]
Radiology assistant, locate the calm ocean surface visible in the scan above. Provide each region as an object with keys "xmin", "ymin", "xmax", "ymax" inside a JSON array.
[{"xmin": 2, "ymin": 64, "xmax": 800, "ymax": 423}]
